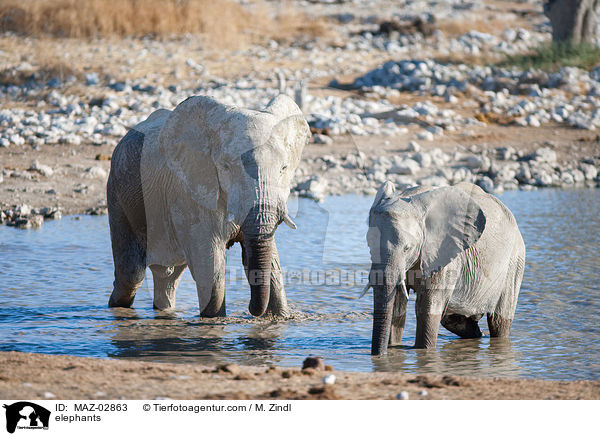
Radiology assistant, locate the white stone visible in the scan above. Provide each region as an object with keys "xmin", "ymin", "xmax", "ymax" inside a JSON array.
[
  {"xmin": 416, "ymin": 130, "xmax": 434, "ymax": 141},
  {"xmin": 103, "ymin": 123, "xmax": 127, "ymax": 137},
  {"xmin": 313, "ymin": 134, "xmax": 333, "ymax": 145},
  {"xmin": 418, "ymin": 175, "xmax": 448, "ymax": 187},
  {"xmin": 532, "ymin": 147, "xmax": 557, "ymax": 163},
  {"xmin": 59, "ymin": 134, "xmax": 82, "ymax": 145},
  {"xmin": 466, "ymin": 155, "xmax": 484, "ymax": 170},
  {"xmin": 16, "ymin": 204, "xmax": 31, "ymax": 216},
  {"xmin": 396, "ymin": 391, "xmax": 409, "ymax": 400},
  {"xmin": 571, "ymin": 169, "xmax": 585, "ymax": 183},
  {"xmin": 85, "ymin": 73, "xmax": 100, "ymax": 85},
  {"xmin": 478, "ymin": 176, "xmax": 495, "ymax": 193},
  {"xmin": 9, "ymin": 134, "xmax": 25, "ymax": 146},
  {"xmin": 390, "ymin": 158, "xmax": 420, "ymax": 175},
  {"xmin": 407, "ymin": 141, "xmax": 420, "ymax": 152},
  {"xmin": 560, "ymin": 172, "xmax": 574, "ymax": 184},
  {"xmin": 580, "ymin": 163, "xmax": 598, "ymax": 180},
  {"xmin": 526, "ymin": 115, "xmax": 541, "ymax": 127},
  {"xmin": 322, "ymin": 374, "xmax": 336, "ymax": 385},
  {"xmin": 30, "ymin": 161, "xmax": 54, "ymax": 177},
  {"xmin": 84, "ymin": 166, "xmax": 108, "ymax": 179},
  {"xmin": 413, "ymin": 151, "xmax": 432, "ymax": 168}
]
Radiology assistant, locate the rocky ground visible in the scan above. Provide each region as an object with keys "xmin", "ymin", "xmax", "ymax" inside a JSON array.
[
  {"xmin": 2, "ymin": 0, "xmax": 600, "ymax": 228},
  {"xmin": 1, "ymin": 351, "xmax": 598, "ymax": 400}
]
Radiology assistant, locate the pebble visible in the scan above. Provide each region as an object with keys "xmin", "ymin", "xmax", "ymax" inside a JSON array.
[
  {"xmin": 44, "ymin": 392, "xmax": 56, "ymax": 399},
  {"xmin": 302, "ymin": 356, "xmax": 325, "ymax": 371},
  {"xmin": 84, "ymin": 166, "xmax": 108, "ymax": 179},
  {"xmin": 85, "ymin": 73, "xmax": 100, "ymax": 86},
  {"xmin": 396, "ymin": 391, "xmax": 410, "ymax": 400},
  {"xmin": 313, "ymin": 133, "xmax": 333, "ymax": 145},
  {"xmin": 30, "ymin": 161, "xmax": 54, "ymax": 177},
  {"xmin": 416, "ymin": 130, "xmax": 434, "ymax": 141},
  {"xmin": 322, "ymin": 374, "xmax": 336, "ymax": 385},
  {"xmin": 478, "ymin": 176, "xmax": 495, "ymax": 193},
  {"xmin": 407, "ymin": 140, "xmax": 420, "ymax": 152}
]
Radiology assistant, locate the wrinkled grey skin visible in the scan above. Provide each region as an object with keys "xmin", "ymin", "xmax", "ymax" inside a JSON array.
[
  {"xmin": 366, "ymin": 181, "xmax": 525, "ymax": 355},
  {"xmin": 107, "ymin": 95, "xmax": 310, "ymax": 317}
]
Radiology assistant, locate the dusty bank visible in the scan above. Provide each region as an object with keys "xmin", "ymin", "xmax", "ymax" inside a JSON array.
[{"xmin": 0, "ymin": 352, "xmax": 598, "ymax": 400}]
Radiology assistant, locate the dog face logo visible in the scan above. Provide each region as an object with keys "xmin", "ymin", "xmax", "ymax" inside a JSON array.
[{"xmin": 3, "ymin": 402, "xmax": 50, "ymax": 433}]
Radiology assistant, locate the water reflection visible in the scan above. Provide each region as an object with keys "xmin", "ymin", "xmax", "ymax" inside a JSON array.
[{"xmin": 0, "ymin": 189, "xmax": 599, "ymax": 380}]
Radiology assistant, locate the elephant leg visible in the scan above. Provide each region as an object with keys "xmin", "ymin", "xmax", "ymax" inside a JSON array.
[
  {"xmin": 187, "ymin": 245, "xmax": 227, "ymax": 317},
  {"xmin": 414, "ymin": 292, "xmax": 443, "ymax": 349},
  {"xmin": 266, "ymin": 242, "xmax": 290, "ymax": 317},
  {"xmin": 441, "ymin": 314, "xmax": 483, "ymax": 339},
  {"xmin": 150, "ymin": 264, "xmax": 187, "ymax": 310},
  {"xmin": 389, "ymin": 287, "xmax": 407, "ymax": 346},
  {"xmin": 487, "ymin": 313, "xmax": 513, "ymax": 338},
  {"xmin": 108, "ymin": 198, "xmax": 146, "ymax": 308}
]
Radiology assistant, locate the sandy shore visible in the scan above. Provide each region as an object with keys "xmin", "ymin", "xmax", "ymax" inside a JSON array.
[{"xmin": 0, "ymin": 351, "xmax": 598, "ymax": 400}]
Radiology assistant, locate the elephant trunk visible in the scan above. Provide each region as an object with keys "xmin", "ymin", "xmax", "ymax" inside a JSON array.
[
  {"xmin": 371, "ymin": 263, "xmax": 402, "ymax": 356},
  {"xmin": 242, "ymin": 204, "xmax": 279, "ymax": 317}
]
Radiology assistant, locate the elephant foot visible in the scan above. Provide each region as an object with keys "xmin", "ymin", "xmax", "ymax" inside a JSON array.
[
  {"xmin": 487, "ymin": 313, "xmax": 512, "ymax": 337},
  {"xmin": 108, "ymin": 293, "xmax": 135, "ymax": 308},
  {"xmin": 414, "ymin": 313, "xmax": 441, "ymax": 348},
  {"xmin": 200, "ymin": 294, "xmax": 226, "ymax": 317},
  {"xmin": 108, "ymin": 278, "xmax": 143, "ymax": 308},
  {"xmin": 441, "ymin": 314, "xmax": 483, "ymax": 339}
]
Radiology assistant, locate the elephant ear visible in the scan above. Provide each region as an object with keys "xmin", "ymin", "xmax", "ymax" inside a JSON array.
[
  {"xmin": 373, "ymin": 181, "xmax": 395, "ymax": 207},
  {"xmin": 416, "ymin": 186, "xmax": 486, "ymax": 278},
  {"xmin": 264, "ymin": 95, "xmax": 311, "ymax": 163},
  {"xmin": 265, "ymin": 94, "xmax": 304, "ymax": 118},
  {"xmin": 157, "ymin": 96, "xmax": 230, "ymax": 211}
]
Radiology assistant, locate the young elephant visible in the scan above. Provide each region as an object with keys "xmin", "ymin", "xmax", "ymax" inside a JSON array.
[
  {"xmin": 107, "ymin": 95, "xmax": 310, "ymax": 317},
  {"xmin": 365, "ymin": 181, "xmax": 525, "ymax": 355}
]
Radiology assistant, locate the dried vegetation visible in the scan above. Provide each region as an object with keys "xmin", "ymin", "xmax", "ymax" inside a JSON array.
[{"xmin": 0, "ymin": 0, "xmax": 329, "ymax": 46}]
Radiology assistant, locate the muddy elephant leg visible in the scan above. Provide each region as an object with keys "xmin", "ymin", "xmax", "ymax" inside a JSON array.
[
  {"xmin": 266, "ymin": 242, "xmax": 289, "ymax": 317},
  {"xmin": 108, "ymin": 199, "xmax": 146, "ymax": 308},
  {"xmin": 487, "ymin": 313, "xmax": 513, "ymax": 338},
  {"xmin": 389, "ymin": 287, "xmax": 407, "ymax": 346},
  {"xmin": 188, "ymin": 246, "xmax": 226, "ymax": 317},
  {"xmin": 414, "ymin": 292, "xmax": 443, "ymax": 349},
  {"xmin": 441, "ymin": 314, "xmax": 483, "ymax": 339},
  {"xmin": 150, "ymin": 264, "xmax": 187, "ymax": 310}
]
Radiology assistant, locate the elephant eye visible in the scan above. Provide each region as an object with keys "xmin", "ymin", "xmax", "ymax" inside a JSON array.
[
  {"xmin": 403, "ymin": 244, "xmax": 410, "ymax": 252},
  {"xmin": 280, "ymin": 164, "xmax": 288, "ymax": 173}
]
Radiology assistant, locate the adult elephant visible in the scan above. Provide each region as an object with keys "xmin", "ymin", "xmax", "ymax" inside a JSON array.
[
  {"xmin": 365, "ymin": 181, "xmax": 525, "ymax": 355},
  {"xmin": 107, "ymin": 95, "xmax": 310, "ymax": 317}
]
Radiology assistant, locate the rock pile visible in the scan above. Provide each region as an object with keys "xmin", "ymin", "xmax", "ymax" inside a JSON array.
[
  {"xmin": 1, "ymin": 204, "xmax": 62, "ymax": 229},
  {"xmin": 292, "ymin": 145, "xmax": 600, "ymax": 200}
]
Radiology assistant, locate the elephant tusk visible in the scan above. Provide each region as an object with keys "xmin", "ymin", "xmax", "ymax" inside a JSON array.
[
  {"xmin": 283, "ymin": 213, "xmax": 297, "ymax": 230},
  {"xmin": 400, "ymin": 280, "xmax": 409, "ymax": 300},
  {"xmin": 359, "ymin": 282, "xmax": 371, "ymax": 299}
]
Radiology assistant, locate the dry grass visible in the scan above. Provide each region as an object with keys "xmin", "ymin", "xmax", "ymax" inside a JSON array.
[
  {"xmin": 436, "ymin": 17, "xmax": 507, "ymax": 38},
  {"xmin": 0, "ymin": 0, "xmax": 330, "ymax": 47}
]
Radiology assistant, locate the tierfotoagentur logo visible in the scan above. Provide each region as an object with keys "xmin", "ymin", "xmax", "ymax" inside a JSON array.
[{"xmin": 3, "ymin": 402, "xmax": 50, "ymax": 434}]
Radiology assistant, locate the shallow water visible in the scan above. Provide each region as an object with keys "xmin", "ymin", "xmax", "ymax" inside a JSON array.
[{"xmin": 0, "ymin": 189, "xmax": 598, "ymax": 380}]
